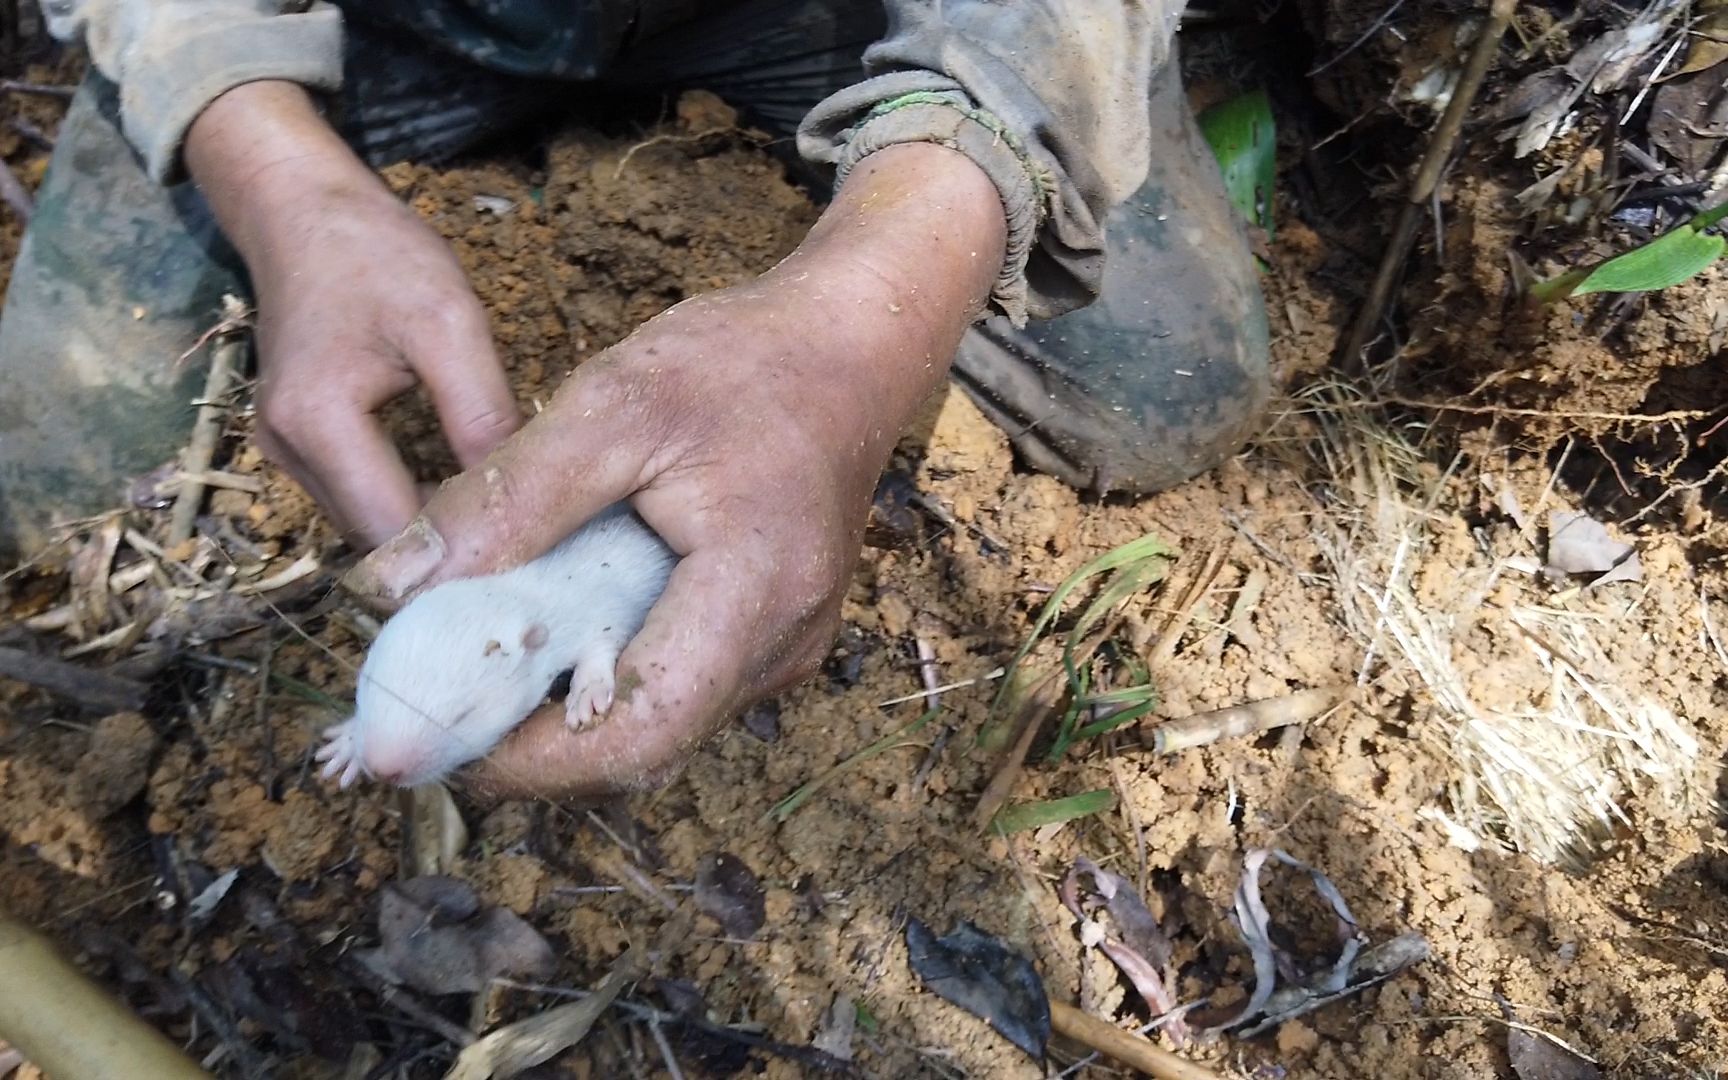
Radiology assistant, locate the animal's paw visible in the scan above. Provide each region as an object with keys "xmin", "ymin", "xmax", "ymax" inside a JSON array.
[
  {"xmin": 564, "ymin": 663, "xmax": 617, "ymax": 731},
  {"xmin": 315, "ymin": 719, "xmax": 365, "ymax": 789}
]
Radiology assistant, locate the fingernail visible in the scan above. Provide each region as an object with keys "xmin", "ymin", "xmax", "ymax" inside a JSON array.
[{"xmin": 347, "ymin": 517, "xmax": 446, "ymax": 601}]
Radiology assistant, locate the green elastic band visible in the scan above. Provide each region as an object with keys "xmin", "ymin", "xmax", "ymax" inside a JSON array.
[{"xmin": 861, "ymin": 91, "xmax": 1048, "ymax": 202}]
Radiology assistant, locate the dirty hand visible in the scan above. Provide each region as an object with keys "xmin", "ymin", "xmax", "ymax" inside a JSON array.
[
  {"xmin": 185, "ymin": 81, "xmax": 523, "ymax": 546},
  {"xmin": 344, "ymin": 142, "xmax": 1007, "ymax": 799}
]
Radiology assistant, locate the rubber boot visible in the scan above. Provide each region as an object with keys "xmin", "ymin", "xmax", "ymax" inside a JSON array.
[
  {"xmin": 951, "ymin": 54, "xmax": 1272, "ymax": 496},
  {"xmin": 0, "ymin": 74, "xmax": 244, "ymax": 560}
]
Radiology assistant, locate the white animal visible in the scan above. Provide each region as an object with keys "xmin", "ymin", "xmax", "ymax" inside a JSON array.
[{"xmin": 316, "ymin": 503, "xmax": 676, "ymax": 789}]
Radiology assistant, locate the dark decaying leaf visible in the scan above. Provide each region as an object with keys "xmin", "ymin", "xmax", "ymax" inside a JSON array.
[
  {"xmin": 694, "ymin": 851, "xmax": 766, "ymax": 939},
  {"xmin": 1058, "ymin": 858, "xmax": 1184, "ymax": 1042},
  {"xmin": 905, "ymin": 918, "xmax": 1051, "ymax": 1061},
  {"xmin": 1649, "ymin": 70, "xmax": 1728, "ymax": 176},
  {"xmin": 740, "ymin": 699, "xmax": 782, "ymax": 743},
  {"xmin": 866, "ymin": 469, "xmax": 925, "ymax": 550},
  {"xmin": 1508, "ymin": 1028, "xmax": 1603, "ymax": 1080},
  {"xmin": 374, "ymin": 875, "xmax": 556, "ymax": 995},
  {"xmin": 201, "ymin": 950, "xmax": 365, "ymax": 1062}
]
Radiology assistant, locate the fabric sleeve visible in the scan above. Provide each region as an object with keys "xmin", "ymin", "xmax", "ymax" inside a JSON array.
[
  {"xmin": 796, "ymin": 2, "xmax": 1181, "ymax": 327},
  {"xmin": 38, "ymin": 0, "xmax": 345, "ymax": 184}
]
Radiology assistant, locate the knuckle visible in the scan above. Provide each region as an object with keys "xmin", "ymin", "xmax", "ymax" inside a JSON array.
[{"xmin": 257, "ymin": 386, "xmax": 316, "ymax": 444}]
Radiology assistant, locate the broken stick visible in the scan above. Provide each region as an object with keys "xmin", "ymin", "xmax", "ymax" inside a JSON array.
[
  {"xmin": 1132, "ymin": 686, "xmax": 1351, "ymax": 755},
  {"xmin": 1049, "ymin": 1000, "xmax": 1218, "ymax": 1080},
  {"xmin": 168, "ymin": 332, "xmax": 247, "ymax": 545},
  {"xmin": 1340, "ymin": 0, "xmax": 1518, "ymax": 371},
  {"xmin": 0, "ymin": 645, "xmax": 148, "ymax": 712}
]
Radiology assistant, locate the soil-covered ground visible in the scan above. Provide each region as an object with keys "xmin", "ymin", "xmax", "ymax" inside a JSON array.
[{"xmin": 4, "ymin": 5, "xmax": 1728, "ymax": 1079}]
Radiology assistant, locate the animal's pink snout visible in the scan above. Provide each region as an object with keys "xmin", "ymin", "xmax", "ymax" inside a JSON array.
[{"xmin": 363, "ymin": 741, "xmax": 432, "ymax": 787}]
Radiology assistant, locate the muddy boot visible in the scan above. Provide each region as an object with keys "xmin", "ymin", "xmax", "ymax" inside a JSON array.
[
  {"xmin": 952, "ymin": 56, "xmax": 1272, "ymax": 496},
  {"xmin": 0, "ymin": 74, "xmax": 245, "ymax": 560}
]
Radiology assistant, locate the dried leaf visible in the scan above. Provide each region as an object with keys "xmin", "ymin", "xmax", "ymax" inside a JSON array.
[
  {"xmin": 1546, "ymin": 511, "xmax": 1642, "ymax": 586},
  {"xmin": 905, "ymin": 918, "xmax": 1051, "ymax": 1061},
  {"xmin": 694, "ymin": 851, "xmax": 766, "ymax": 939},
  {"xmin": 1206, "ymin": 848, "xmax": 1367, "ymax": 1033},
  {"xmin": 1058, "ymin": 858, "xmax": 1185, "ymax": 1041},
  {"xmin": 1508, "ymin": 1028, "xmax": 1603, "ymax": 1080},
  {"xmin": 403, "ymin": 783, "xmax": 469, "ymax": 878},
  {"xmin": 375, "ymin": 877, "xmax": 554, "ymax": 995},
  {"xmin": 813, "ymin": 993, "xmax": 857, "ymax": 1062},
  {"xmin": 187, "ymin": 868, "xmax": 241, "ymax": 926},
  {"xmin": 1674, "ymin": 0, "xmax": 1728, "ymax": 76},
  {"xmin": 1649, "ymin": 69, "xmax": 1728, "ymax": 174},
  {"xmin": 446, "ymin": 945, "xmax": 644, "ymax": 1080}
]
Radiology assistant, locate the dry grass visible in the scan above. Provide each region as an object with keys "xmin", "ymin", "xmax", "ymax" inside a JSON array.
[{"xmin": 1279, "ymin": 381, "xmax": 1706, "ymax": 866}]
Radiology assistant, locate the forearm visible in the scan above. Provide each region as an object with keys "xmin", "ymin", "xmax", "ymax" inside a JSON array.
[
  {"xmin": 184, "ymin": 81, "xmax": 382, "ymax": 265},
  {"xmin": 784, "ymin": 142, "xmax": 1006, "ymax": 416}
]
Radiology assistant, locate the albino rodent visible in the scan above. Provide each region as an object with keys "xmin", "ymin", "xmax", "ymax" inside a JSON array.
[{"xmin": 316, "ymin": 503, "xmax": 677, "ymax": 789}]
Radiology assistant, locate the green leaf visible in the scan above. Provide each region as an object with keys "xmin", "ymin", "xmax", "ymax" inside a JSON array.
[
  {"xmin": 990, "ymin": 789, "xmax": 1116, "ymax": 834},
  {"xmin": 1573, "ymin": 227, "xmax": 1725, "ymax": 295},
  {"xmin": 1199, "ymin": 89, "xmax": 1277, "ymax": 239},
  {"xmin": 1533, "ymin": 200, "xmax": 1728, "ymax": 302}
]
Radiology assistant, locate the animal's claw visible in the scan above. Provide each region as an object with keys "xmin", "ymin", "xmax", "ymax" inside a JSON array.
[
  {"xmin": 565, "ymin": 662, "xmax": 617, "ymax": 731},
  {"xmin": 318, "ymin": 721, "xmax": 363, "ymax": 788}
]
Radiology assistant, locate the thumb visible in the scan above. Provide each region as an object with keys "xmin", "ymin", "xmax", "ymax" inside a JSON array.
[{"xmin": 341, "ymin": 375, "xmax": 651, "ymax": 604}]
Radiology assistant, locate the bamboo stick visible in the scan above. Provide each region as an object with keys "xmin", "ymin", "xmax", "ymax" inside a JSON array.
[{"xmin": 0, "ymin": 908, "xmax": 210, "ymax": 1079}]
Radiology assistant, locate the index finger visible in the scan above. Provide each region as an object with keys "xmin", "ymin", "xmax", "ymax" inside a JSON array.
[
  {"xmin": 342, "ymin": 371, "xmax": 653, "ymax": 604},
  {"xmin": 289, "ymin": 402, "xmax": 424, "ymax": 548}
]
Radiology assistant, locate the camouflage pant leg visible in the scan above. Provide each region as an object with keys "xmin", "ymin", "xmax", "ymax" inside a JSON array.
[{"xmin": 0, "ymin": 74, "xmax": 242, "ymax": 559}]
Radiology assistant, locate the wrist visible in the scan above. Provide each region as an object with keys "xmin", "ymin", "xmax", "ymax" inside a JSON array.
[
  {"xmin": 783, "ymin": 142, "xmax": 1007, "ymax": 404},
  {"xmin": 801, "ymin": 142, "xmax": 1006, "ymax": 324},
  {"xmin": 185, "ymin": 80, "xmax": 386, "ymax": 262}
]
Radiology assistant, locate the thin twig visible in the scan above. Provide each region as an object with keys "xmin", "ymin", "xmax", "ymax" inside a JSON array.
[
  {"xmin": 1341, "ymin": 0, "xmax": 1519, "ymax": 371},
  {"xmin": 0, "ymin": 645, "xmax": 148, "ymax": 711},
  {"xmin": 648, "ymin": 1019, "xmax": 687, "ymax": 1080},
  {"xmin": 169, "ymin": 334, "xmax": 246, "ymax": 545},
  {"xmin": 342, "ymin": 955, "xmax": 476, "ymax": 1049},
  {"xmin": 0, "ymin": 156, "xmax": 32, "ymax": 222},
  {"xmin": 0, "ymin": 79, "xmax": 74, "ymax": 98}
]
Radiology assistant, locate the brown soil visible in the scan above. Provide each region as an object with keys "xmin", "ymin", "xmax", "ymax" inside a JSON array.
[{"xmin": 5, "ymin": 26, "xmax": 1728, "ymax": 1080}]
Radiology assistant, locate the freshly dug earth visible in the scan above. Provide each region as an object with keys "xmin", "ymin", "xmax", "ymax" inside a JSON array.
[{"xmin": 4, "ymin": 93, "xmax": 1728, "ymax": 1080}]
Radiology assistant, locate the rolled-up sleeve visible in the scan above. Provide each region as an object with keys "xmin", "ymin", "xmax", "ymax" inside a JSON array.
[
  {"xmin": 40, "ymin": 0, "xmax": 345, "ymax": 183},
  {"xmin": 797, "ymin": 2, "xmax": 1180, "ymax": 326}
]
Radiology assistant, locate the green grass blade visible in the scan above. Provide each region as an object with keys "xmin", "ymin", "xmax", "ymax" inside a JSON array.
[
  {"xmin": 990, "ymin": 789, "xmax": 1116, "ymax": 834},
  {"xmin": 990, "ymin": 533, "xmax": 1176, "ymax": 716},
  {"xmin": 764, "ymin": 706, "xmax": 939, "ymax": 823},
  {"xmin": 1571, "ymin": 227, "xmax": 1725, "ymax": 295},
  {"xmin": 269, "ymin": 672, "xmax": 348, "ymax": 713},
  {"xmin": 1199, "ymin": 89, "xmax": 1277, "ymax": 239}
]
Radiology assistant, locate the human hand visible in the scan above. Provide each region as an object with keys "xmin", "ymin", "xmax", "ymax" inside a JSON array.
[
  {"xmin": 343, "ymin": 142, "xmax": 1008, "ymax": 799},
  {"xmin": 186, "ymin": 82, "xmax": 522, "ymax": 546}
]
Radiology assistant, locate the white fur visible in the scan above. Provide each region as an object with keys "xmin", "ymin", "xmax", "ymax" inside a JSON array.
[{"xmin": 316, "ymin": 503, "xmax": 676, "ymax": 789}]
